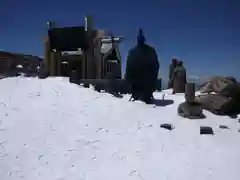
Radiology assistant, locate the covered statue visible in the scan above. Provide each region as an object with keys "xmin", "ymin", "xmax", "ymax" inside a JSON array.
[{"xmin": 125, "ymin": 29, "xmax": 159, "ymax": 103}]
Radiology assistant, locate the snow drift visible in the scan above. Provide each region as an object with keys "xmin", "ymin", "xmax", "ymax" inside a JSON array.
[{"xmin": 0, "ymin": 77, "xmax": 240, "ymax": 180}]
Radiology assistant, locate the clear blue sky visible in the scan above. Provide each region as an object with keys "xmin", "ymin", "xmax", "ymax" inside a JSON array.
[{"xmin": 1, "ymin": 0, "xmax": 239, "ymax": 80}]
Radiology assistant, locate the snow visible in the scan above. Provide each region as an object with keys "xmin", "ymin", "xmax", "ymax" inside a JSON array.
[
  {"xmin": 16, "ymin": 65, "xmax": 23, "ymax": 68},
  {"xmin": 0, "ymin": 77, "xmax": 240, "ymax": 180}
]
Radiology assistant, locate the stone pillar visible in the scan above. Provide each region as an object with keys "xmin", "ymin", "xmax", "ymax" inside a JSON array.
[
  {"xmin": 95, "ymin": 39, "xmax": 102, "ymax": 79},
  {"xmin": 50, "ymin": 52, "xmax": 56, "ymax": 76},
  {"xmin": 185, "ymin": 83, "xmax": 196, "ymax": 103},
  {"xmin": 55, "ymin": 51, "xmax": 61, "ymax": 76}
]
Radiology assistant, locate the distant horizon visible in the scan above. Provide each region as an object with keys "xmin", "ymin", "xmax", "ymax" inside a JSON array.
[{"xmin": 1, "ymin": 48, "xmax": 239, "ymax": 82}]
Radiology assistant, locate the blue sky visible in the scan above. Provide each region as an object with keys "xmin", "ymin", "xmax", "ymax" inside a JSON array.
[{"xmin": 1, "ymin": 0, "xmax": 239, "ymax": 80}]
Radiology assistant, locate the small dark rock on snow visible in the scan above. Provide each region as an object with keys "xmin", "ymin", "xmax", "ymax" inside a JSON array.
[
  {"xmin": 160, "ymin": 123, "xmax": 174, "ymax": 131},
  {"xmin": 219, "ymin": 125, "xmax": 229, "ymax": 129},
  {"xmin": 200, "ymin": 126, "xmax": 214, "ymax": 135}
]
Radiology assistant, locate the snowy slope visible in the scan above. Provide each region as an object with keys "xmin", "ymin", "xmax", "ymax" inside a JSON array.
[{"xmin": 0, "ymin": 77, "xmax": 240, "ymax": 180}]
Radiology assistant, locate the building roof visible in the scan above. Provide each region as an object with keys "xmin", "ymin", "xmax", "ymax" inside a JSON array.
[{"xmin": 0, "ymin": 51, "xmax": 43, "ymax": 62}]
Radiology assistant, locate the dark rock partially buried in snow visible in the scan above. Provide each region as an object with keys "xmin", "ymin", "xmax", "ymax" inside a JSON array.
[
  {"xmin": 160, "ymin": 123, "xmax": 174, "ymax": 131},
  {"xmin": 200, "ymin": 126, "xmax": 214, "ymax": 135},
  {"xmin": 219, "ymin": 125, "xmax": 229, "ymax": 129},
  {"xmin": 178, "ymin": 102, "xmax": 206, "ymax": 119}
]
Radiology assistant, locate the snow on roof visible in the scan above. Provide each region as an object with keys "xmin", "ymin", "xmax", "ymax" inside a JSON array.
[
  {"xmin": 101, "ymin": 42, "xmax": 113, "ymax": 54},
  {"xmin": 0, "ymin": 77, "xmax": 240, "ymax": 180},
  {"xmin": 59, "ymin": 43, "xmax": 117, "ymax": 55},
  {"xmin": 16, "ymin": 64, "xmax": 23, "ymax": 68}
]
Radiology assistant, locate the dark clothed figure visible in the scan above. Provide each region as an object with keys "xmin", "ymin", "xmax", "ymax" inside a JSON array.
[
  {"xmin": 172, "ymin": 61, "xmax": 187, "ymax": 94},
  {"xmin": 168, "ymin": 58, "xmax": 178, "ymax": 88},
  {"xmin": 125, "ymin": 29, "xmax": 159, "ymax": 103}
]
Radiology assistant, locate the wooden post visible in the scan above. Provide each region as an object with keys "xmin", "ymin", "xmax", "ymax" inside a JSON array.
[
  {"xmin": 50, "ymin": 51, "xmax": 56, "ymax": 76},
  {"xmin": 55, "ymin": 51, "xmax": 61, "ymax": 76},
  {"xmin": 185, "ymin": 83, "xmax": 196, "ymax": 103},
  {"xmin": 57, "ymin": 52, "xmax": 61, "ymax": 76},
  {"xmin": 42, "ymin": 37, "xmax": 50, "ymax": 73}
]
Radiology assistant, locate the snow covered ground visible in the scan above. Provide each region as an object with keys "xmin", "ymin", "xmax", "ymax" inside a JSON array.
[{"xmin": 0, "ymin": 77, "xmax": 240, "ymax": 180}]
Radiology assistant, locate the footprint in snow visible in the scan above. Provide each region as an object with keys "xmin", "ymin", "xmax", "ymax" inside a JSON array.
[
  {"xmin": 96, "ymin": 128, "xmax": 103, "ymax": 132},
  {"xmin": 92, "ymin": 156, "xmax": 96, "ymax": 160},
  {"xmin": 37, "ymin": 155, "xmax": 44, "ymax": 160}
]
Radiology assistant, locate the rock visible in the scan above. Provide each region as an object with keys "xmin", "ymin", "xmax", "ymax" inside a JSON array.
[
  {"xmin": 199, "ymin": 76, "xmax": 240, "ymax": 97},
  {"xmin": 200, "ymin": 126, "xmax": 214, "ymax": 135},
  {"xmin": 219, "ymin": 125, "xmax": 229, "ymax": 129},
  {"xmin": 178, "ymin": 102, "xmax": 206, "ymax": 119},
  {"xmin": 185, "ymin": 83, "xmax": 195, "ymax": 103},
  {"xmin": 197, "ymin": 76, "xmax": 240, "ymax": 116},
  {"xmin": 195, "ymin": 94, "xmax": 237, "ymax": 116},
  {"xmin": 160, "ymin": 123, "xmax": 174, "ymax": 131}
]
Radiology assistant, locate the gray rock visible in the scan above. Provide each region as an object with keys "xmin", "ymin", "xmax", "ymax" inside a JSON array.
[
  {"xmin": 178, "ymin": 102, "xmax": 206, "ymax": 119},
  {"xmin": 219, "ymin": 125, "xmax": 229, "ymax": 129}
]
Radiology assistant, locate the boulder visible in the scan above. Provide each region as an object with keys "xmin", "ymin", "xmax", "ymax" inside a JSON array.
[
  {"xmin": 195, "ymin": 94, "xmax": 237, "ymax": 116},
  {"xmin": 199, "ymin": 76, "xmax": 240, "ymax": 97},
  {"xmin": 197, "ymin": 76, "xmax": 240, "ymax": 116}
]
